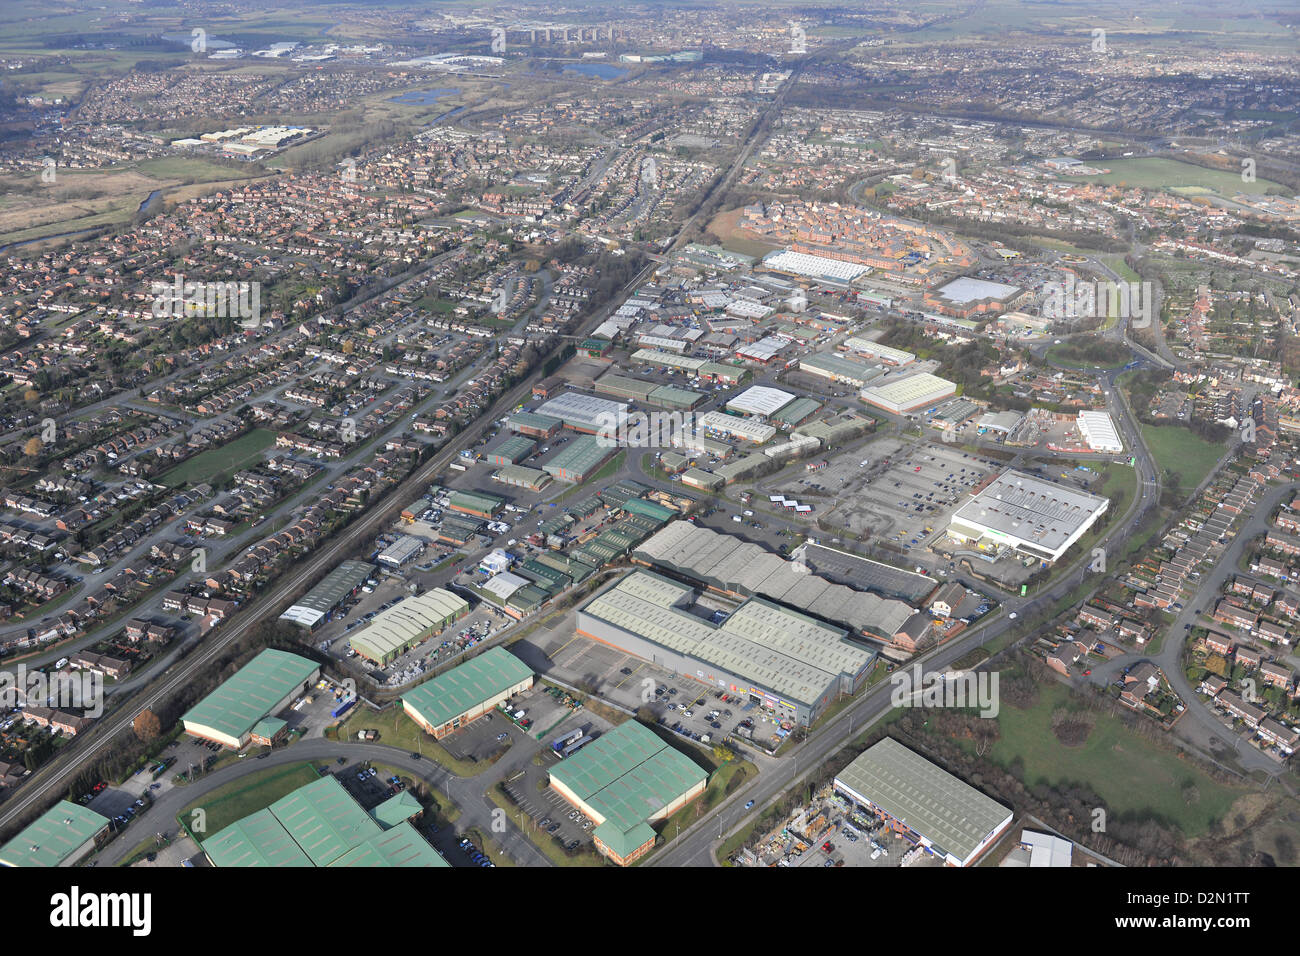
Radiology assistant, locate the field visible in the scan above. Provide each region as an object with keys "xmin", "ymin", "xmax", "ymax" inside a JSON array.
[
  {"xmin": 1138, "ymin": 424, "xmax": 1224, "ymax": 494},
  {"xmin": 1075, "ymin": 157, "xmax": 1284, "ymax": 196},
  {"xmin": 0, "ymin": 157, "xmax": 266, "ymax": 246},
  {"xmin": 987, "ymin": 682, "xmax": 1239, "ymax": 838},
  {"xmin": 159, "ymin": 428, "xmax": 277, "ymax": 488},
  {"xmin": 176, "ymin": 761, "xmax": 321, "ymax": 841}
]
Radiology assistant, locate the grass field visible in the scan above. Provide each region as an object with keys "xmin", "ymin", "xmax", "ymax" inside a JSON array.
[
  {"xmin": 176, "ymin": 761, "xmax": 321, "ymax": 841},
  {"xmin": 159, "ymin": 428, "xmax": 276, "ymax": 487},
  {"xmin": 1139, "ymin": 424, "xmax": 1224, "ymax": 494},
  {"xmin": 984, "ymin": 682, "xmax": 1240, "ymax": 838},
  {"xmin": 1075, "ymin": 157, "xmax": 1284, "ymax": 196}
]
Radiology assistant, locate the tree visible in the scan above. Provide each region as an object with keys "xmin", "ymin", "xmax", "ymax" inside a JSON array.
[
  {"xmin": 133, "ymin": 709, "xmax": 162, "ymax": 743},
  {"xmin": 22, "ymin": 436, "xmax": 42, "ymax": 457}
]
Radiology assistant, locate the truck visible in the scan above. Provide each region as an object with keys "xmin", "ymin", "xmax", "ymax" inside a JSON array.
[{"xmin": 551, "ymin": 728, "xmax": 584, "ymax": 754}]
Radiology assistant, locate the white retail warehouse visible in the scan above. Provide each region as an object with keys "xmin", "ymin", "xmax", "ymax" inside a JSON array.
[
  {"xmin": 946, "ymin": 469, "xmax": 1110, "ymax": 564},
  {"xmin": 1076, "ymin": 410, "xmax": 1123, "ymax": 453}
]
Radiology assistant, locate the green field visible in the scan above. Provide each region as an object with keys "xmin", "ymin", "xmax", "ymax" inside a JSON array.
[
  {"xmin": 985, "ymin": 682, "xmax": 1239, "ymax": 838},
  {"xmin": 159, "ymin": 428, "xmax": 276, "ymax": 487},
  {"xmin": 1139, "ymin": 424, "xmax": 1225, "ymax": 493},
  {"xmin": 1076, "ymin": 157, "xmax": 1284, "ymax": 196},
  {"xmin": 177, "ymin": 761, "xmax": 321, "ymax": 841}
]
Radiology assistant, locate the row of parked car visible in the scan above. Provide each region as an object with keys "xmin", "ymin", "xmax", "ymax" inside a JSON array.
[{"xmin": 459, "ymin": 838, "xmax": 495, "ymax": 867}]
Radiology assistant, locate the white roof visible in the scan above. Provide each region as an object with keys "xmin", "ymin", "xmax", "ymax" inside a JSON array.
[
  {"xmin": 727, "ymin": 385, "xmax": 796, "ymax": 417},
  {"xmin": 935, "ymin": 276, "xmax": 1020, "ymax": 304}
]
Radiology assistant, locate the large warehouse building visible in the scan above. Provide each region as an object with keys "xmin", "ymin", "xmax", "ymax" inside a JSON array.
[
  {"xmin": 201, "ymin": 774, "xmax": 446, "ymax": 867},
  {"xmin": 278, "ymin": 560, "xmax": 372, "ymax": 630},
  {"xmin": 947, "ymin": 469, "xmax": 1110, "ymax": 564},
  {"xmin": 0, "ymin": 801, "xmax": 108, "ymax": 867},
  {"xmin": 542, "ymin": 434, "xmax": 618, "ymax": 483},
  {"xmin": 181, "ymin": 648, "xmax": 320, "ymax": 749},
  {"xmin": 548, "ymin": 720, "xmax": 707, "ymax": 866},
  {"xmin": 633, "ymin": 521, "xmax": 922, "ymax": 644},
  {"xmin": 834, "ymin": 737, "xmax": 1013, "ymax": 867},
  {"xmin": 860, "ymin": 372, "xmax": 958, "ymax": 415},
  {"xmin": 534, "ymin": 391, "xmax": 628, "ymax": 435},
  {"xmin": 349, "ymin": 589, "xmax": 471, "ymax": 666},
  {"xmin": 401, "ymin": 646, "xmax": 533, "ymax": 738},
  {"xmin": 578, "ymin": 570, "xmax": 876, "ymax": 726}
]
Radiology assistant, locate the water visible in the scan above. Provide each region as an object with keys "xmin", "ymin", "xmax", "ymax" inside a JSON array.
[
  {"xmin": 389, "ymin": 87, "xmax": 461, "ymax": 106},
  {"xmin": 138, "ymin": 189, "xmax": 163, "ymax": 213},
  {"xmin": 562, "ymin": 62, "xmax": 627, "ymax": 80}
]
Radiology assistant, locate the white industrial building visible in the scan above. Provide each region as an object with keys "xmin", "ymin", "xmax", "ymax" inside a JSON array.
[
  {"xmin": 834, "ymin": 738, "xmax": 1013, "ymax": 867},
  {"xmin": 947, "ymin": 469, "xmax": 1110, "ymax": 564},
  {"xmin": 762, "ymin": 250, "xmax": 869, "ymax": 283},
  {"xmin": 726, "ymin": 385, "xmax": 796, "ymax": 418},
  {"xmin": 1076, "ymin": 410, "xmax": 1123, "ymax": 453},
  {"xmin": 859, "ymin": 372, "xmax": 958, "ymax": 415}
]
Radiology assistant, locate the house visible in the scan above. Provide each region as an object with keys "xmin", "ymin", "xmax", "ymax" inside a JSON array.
[
  {"xmin": 1120, "ymin": 662, "xmax": 1161, "ymax": 709},
  {"xmin": 1046, "ymin": 640, "xmax": 1087, "ymax": 676},
  {"xmin": 1199, "ymin": 674, "xmax": 1227, "ymax": 697},
  {"xmin": 1203, "ymin": 633, "xmax": 1233, "ymax": 656}
]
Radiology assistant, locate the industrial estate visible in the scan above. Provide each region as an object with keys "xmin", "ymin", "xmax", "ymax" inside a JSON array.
[{"xmin": 0, "ymin": 0, "xmax": 1295, "ymax": 905}]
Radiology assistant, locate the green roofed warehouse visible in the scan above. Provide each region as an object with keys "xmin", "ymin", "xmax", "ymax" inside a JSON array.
[
  {"xmin": 547, "ymin": 720, "xmax": 706, "ymax": 866},
  {"xmin": 402, "ymin": 646, "xmax": 533, "ymax": 739},
  {"xmin": 0, "ymin": 801, "xmax": 108, "ymax": 867},
  {"xmin": 201, "ymin": 774, "xmax": 447, "ymax": 868},
  {"xmin": 181, "ymin": 649, "xmax": 320, "ymax": 749}
]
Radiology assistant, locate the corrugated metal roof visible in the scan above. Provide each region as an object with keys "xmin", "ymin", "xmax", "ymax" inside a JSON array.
[{"xmin": 401, "ymin": 646, "xmax": 532, "ymax": 729}]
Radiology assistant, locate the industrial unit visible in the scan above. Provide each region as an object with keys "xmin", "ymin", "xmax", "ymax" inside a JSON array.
[
  {"xmin": 401, "ymin": 646, "xmax": 534, "ymax": 738},
  {"xmin": 201, "ymin": 774, "xmax": 446, "ymax": 867},
  {"xmin": 548, "ymin": 719, "xmax": 707, "ymax": 865},
  {"xmin": 349, "ymin": 589, "xmax": 471, "ymax": 666},
  {"xmin": 577, "ymin": 570, "xmax": 876, "ymax": 726},
  {"xmin": 534, "ymin": 390, "xmax": 628, "ymax": 434},
  {"xmin": 1076, "ymin": 410, "xmax": 1123, "ymax": 453},
  {"xmin": 834, "ymin": 737, "xmax": 1013, "ymax": 867},
  {"xmin": 726, "ymin": 385, "xmax": 796, "ymax": 418},
  {"xmin": 278, "ymin": 559, "xmax": 373, "ymax": 630},
  {"xmin": 542, "ymin": 434, "xmax": 618, "ymax": 483},
  {"xmin": 859, "ymin": 372, "xmax": 958, "ymax": 415},
  {"xmin": 0, "ymin": 801, "xmax": 108, "ymax": 867},
  {"xmin": 181, "ymin": 648, "xmax": 320, "ymax": 749},
  {"xmin": 947, "ymin": 469, "xmax": 1110, "ymax": 564}
]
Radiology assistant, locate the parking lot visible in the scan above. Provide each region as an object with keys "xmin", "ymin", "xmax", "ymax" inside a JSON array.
[
  {"xmin": 770, "ymin": 439, "xmax": 998, "ymax": 553},
  {"xmin": 498, "ymin": 711, "xmax": 615, "ymax": 854}
]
